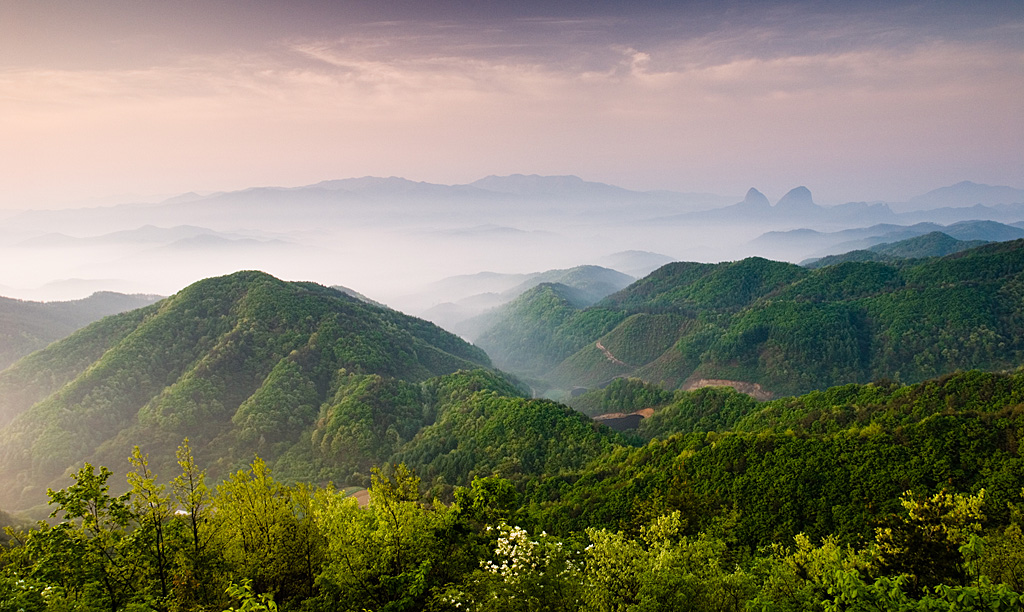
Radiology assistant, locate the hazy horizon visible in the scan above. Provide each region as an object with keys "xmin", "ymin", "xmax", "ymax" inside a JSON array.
[
  {"xmin": 2, "ymin": 0, "xmax": 1022, "ymax": 210},
  {"xmin": 3, "ymin": 0, "xmax": 1023, "ymax": 311}
]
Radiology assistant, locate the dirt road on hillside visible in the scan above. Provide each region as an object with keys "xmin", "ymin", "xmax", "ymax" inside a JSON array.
[{"xmin": 595, "ymin": 341, "xmax": 628, "ymax": 367}]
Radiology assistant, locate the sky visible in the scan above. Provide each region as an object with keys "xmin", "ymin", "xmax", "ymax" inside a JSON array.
[{"xmin": 1, "ymin": 0, "xmax": 1022, "ymax": 210}]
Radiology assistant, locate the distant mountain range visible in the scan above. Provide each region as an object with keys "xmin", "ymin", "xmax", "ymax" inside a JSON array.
[
  {"xmin": 17, "ymin": 224, "xmax": 249, "ymax": 247},
  {"xmin": 12, "ymin": 176, "xmax": 1021, "ymax": 235},
  {"xmin": 2, "ymin": 174, "xmax": 1022, "ymax": 305},
  {"xmin": 414, "ymin": 265, "xmax": 635, "ymax": 338},
  {"xmin": 898, "ymin": 181, "xmax": 1024, "ymax": 211},
  {"xmin": 752, "ymin": 219, "xmax": 1024, "ymax": 262},
  {"xmin": 658, "ymin": 183, "xmax": 1024, "ymax": 230}
]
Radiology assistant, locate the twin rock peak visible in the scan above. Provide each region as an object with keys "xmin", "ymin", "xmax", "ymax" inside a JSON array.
[{"xmin": 741, "ymin": 186, "xmax": 816, "ymax": 211}]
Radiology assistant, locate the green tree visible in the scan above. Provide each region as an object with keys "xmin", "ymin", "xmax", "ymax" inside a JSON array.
[
  {"xmin": 582, "ymin": 512, "xmax": 755, "ymax": 612},
  {"xmin": 316, "ymin": 464, "xmax": 451, "ymax": 611},
  {"xmin": 42, "ymin": 463, "xmax": 140, "ymax": 611},
  {"xmin": 874, "ymin": 489, "xmax": 986, "ymax": 593},
  {"xmin": 126, "ymin": 446, "xmax": 175, "ymax": 608},
  {"xmin": 213, "ymin": 457, "xmax": 322, "ymax": 605}
]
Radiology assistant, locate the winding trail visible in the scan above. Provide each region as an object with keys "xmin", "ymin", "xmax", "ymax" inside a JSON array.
[{"xmin": 595, "ymin": 340, "xmax": 628, "ymax": 367}]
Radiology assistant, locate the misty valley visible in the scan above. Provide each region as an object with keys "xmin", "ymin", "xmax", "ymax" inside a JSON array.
[{"xmin": 2, "ymin": 176, "xmax": 1024, "ymax": 611}]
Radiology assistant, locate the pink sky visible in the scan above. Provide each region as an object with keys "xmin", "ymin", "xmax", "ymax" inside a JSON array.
[{"xmin": 1, "ymin": 0, "xmax": 1021, "ymax": 209}]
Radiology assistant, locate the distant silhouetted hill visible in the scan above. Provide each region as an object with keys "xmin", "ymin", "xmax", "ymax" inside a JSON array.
[
  {"xmin": 803, "ymin": 231, "xmax": 990, "ymax": 268},
  {"xmin": 416, "ymin": 265, "xmax": 634, "ymax": 337},
  {"xmin": 0, "ymin": 292, "xmax": 161, "ymax": 370}
]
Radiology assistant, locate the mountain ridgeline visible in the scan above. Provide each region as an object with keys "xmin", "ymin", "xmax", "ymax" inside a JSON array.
[
  {"xmin": 415, "ymin": 264, "xmax": 635, "ymax": 339},
  {"xmin": 475, "ymin": 239, "xmax": 1024, "ymax": 397},
  {"xmin": 803, "ymin": 231, "xmax": 991, "ymax": 268},
  {"xmin": 0, "ymin": 291, "xmax": 161, "ymax": 370},
  {"xmin": 0, "ymin": 272, "xmax": 538, "ymax": 510}
]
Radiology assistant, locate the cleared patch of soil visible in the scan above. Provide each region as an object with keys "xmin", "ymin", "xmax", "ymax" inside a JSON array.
[
  {"xmin": 682, "ymin": 378, "xmax": 773, "ymax": 401},
  {"xmin": 593, "ymin": 407, "xmax": 655, "ymax": 431},
  {"xmin": 347, "ymin": 488, "xmax": 370, "ymax": 507}
]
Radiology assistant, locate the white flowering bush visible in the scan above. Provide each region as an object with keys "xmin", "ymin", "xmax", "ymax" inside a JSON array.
[
  {"xmin": 0, "ymin": 573, "xmax": 46, "ymax": 612},
  {"xmin": 437, "ymin": 522, "xmax": 581, "ymax": 612}
]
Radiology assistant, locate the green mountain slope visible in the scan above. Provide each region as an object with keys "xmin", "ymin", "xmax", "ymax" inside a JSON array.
[
  {"xmin": 472, "ymin": 283, "xmax": 626, "ymax": 379},
  {"xmin": 805, "ymin": 231, "xmax": 989, "ymax": 268},
  {"xmin": 479, "ymin": 240, "xmax": 1024, "ymax": 397},
  {"xmin": 431, "ymin": 264, "xmax": 635, "ymax": 340},
  {"xmin": 0, "ymin": 291, "xmax": 160, "ymax": 370},
  {"xmin": 0, "ymin": 271, "xmax": 495, "ymax": 510},
  {"xmin": 526, "ymin": 368, "xmax": 1024, "ymax": 548},
  {"xmin": 392, "ymin": 369, "xmax": 616, "ymax": 490}
]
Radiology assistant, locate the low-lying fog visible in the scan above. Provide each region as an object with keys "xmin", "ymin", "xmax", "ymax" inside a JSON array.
[{"xmin": 3, "ymin": 176, "xmax": 1023, "ymax": 324}]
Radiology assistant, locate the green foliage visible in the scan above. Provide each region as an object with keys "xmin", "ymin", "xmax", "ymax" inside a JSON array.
[
  {"xmin": 37, "ymin": 463, "xmax": 139, "ymax": 611},
  {"xmin": 582, "ymin": 512, "xmax": 756, "ymax": 612},
  {"xmin": 806, "ymin": 232, "xmax": 991, "ymax": 269},
  {"xmin": 126, "ymin": 446, "xmax": 175, "ymax": 604},
  {"xmin": 224, "ymin": 579, "xmax": 279, "ymax": 612},
  {"xmin": 874, "ymin": 489, "xmax": 986, "ymax": 592},
  {"xmin": 601, "ymin": 257, "xmax": 806, "ymax": 313},
  {"xmin": 393, "ymin": 388, "xmax": 616, "ymax": 495},
  {"xmin": 0, "ymin": 271, "xmax": 492, "ymax": 510},
  {"xmin": 315, "ymin": 464, "xmax": 461, "ymax": 612},
  {"xmin": 596, "ymin": 314, "xmax": 684, "ymax": 367},
  {"xmin": 638, "ymin": 386, "xmax": 758, "ymax": 438},
  {"xmin": 213, "ymin": 457, "xmax": 323, "ymax": 601},
  {"xmin": 2, "ymin": 449, "xmax": 1022, "ymax": 612},
  {"xmin": 751, "ymin": 533, "xmax": 869, "ymax": 612},
  {"xmin": 482, "ymin": 242, "xmax": 1024, "ymax": 399},
  {"xmin": 821, "ymin": 572, "xmax": 1024, "ymax": 611},
  {"xmin": 453, "ymin": 476, "xmax": 519, "ymax": 525},
  {"xmin": 0, "ymin": 305, "xmax": 151, "ymax": 429},
  {"xmin": 170, "ymin": 438, "xmax": 221, "ymax": 608},
  {"xmin": 569, "ymin": 378, "xmax": 675, "ymax": 417},
  {"xmin": 310, "ymin": 373, "xmax": 425, "ymax": 481},
  {"xmin": 976, "ymin": 519, "xmax": 1024, "ymax": 592},
  {"xmin": 0, "ymin": 292, "xmax": 157, "ymax": 372},
  {"xmin": 233, "ymin": 359, "xmax": 320, "ymax": 448},
  {"xmin": 735, "ymin": 369, "xmax": 1024, "ymax": 434},
  {"xmin": 523, "ymin": 370, "xmax": 1024, "ymax": 550},
  {"xmin": 475, "ymin": 283, "xmax": 626, "ymax": 378}
]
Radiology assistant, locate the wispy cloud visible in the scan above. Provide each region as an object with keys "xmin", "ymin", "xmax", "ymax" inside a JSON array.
[{"xmin": 0, "ymin": 5, "xmax": 1020, "ymax": 208}]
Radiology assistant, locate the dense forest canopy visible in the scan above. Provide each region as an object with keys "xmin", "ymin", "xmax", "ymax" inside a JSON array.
[
  {"xmin": 478, "ymin": 240, "xmax": 1024, "ymax": 398},
  {"xmin": 3, "ymin": 365, "xmax": 1023, "ymax": 611},
  {"xmin": 0, "ymin": 271, "xmax": 494, "ymax": 511}
]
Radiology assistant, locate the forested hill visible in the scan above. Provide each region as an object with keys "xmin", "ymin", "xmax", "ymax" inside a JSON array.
[
  {"xmin": 804, "ymin": 231, "xmax": 990, "ymax": 268},
  {"xmin": 0, "ymin": 271, "xmax": 500, "ymax": 511},
  {"xmin": 0, "ymin": 291, "xmax": 160, "ymax": 370},
  {"xmin": 477, "ymin": 239, "xmax": 1024, "ymax": 397}
]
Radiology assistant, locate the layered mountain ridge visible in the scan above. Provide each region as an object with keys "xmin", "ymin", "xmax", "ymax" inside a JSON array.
[
  {"xmin": 0, "ymin": 291, "xmax": 162, "ymax": 370},
  {"xmin": 473, "ymin": 239, "xmax": 1024, "ymax": 398}
]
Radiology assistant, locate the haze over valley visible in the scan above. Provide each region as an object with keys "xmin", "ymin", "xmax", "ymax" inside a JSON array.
[{"xmin": 3, "ymin": 175, "xmax": 1023, "ymax": 312}]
